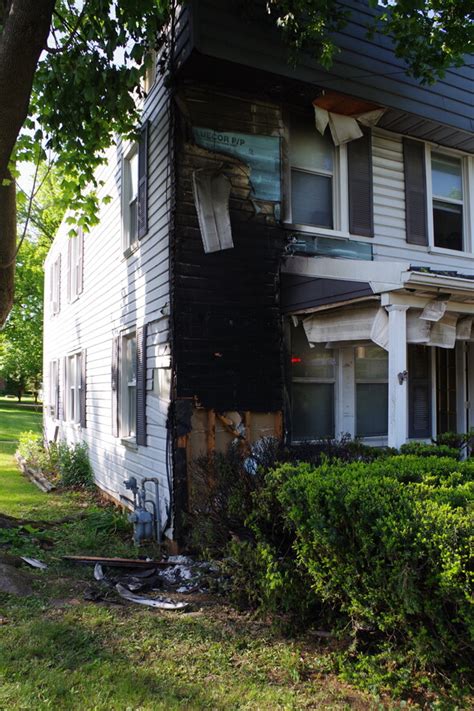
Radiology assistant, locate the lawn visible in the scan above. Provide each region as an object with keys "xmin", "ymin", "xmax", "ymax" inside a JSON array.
[
  {"xmin": 0, "ymin": 397, "xmax": 43, "ymax": 442},
  {"xmin": 0, "ymin": 403, "xmax": 466, "ymax": 709}
]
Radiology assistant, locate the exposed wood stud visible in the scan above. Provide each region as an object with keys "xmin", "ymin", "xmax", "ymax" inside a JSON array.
[{"xmin": 207, "ymin": 409, "xmax": 216, "ymax": 454}]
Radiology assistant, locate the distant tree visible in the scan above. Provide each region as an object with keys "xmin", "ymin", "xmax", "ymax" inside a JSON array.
[
  {"xmin": 0, "ymin": 238, "xmax": 46, "ymax": 402},
  {"xmin": 0, "ymin": 169, "xmax": 63, "ymax": 402}
]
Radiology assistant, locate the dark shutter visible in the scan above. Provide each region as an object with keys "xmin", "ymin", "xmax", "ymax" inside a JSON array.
[
  {"xmin": 111, "ymin": 336, "xmax": 120, "ymax": 437},
  {"xmin": 136, "ymin": 324, "xmax": 147, "ymax": 446},
  {"xmin": 347, "ymin": 129, "xmax": 373, "ymax": 237},
  {"xmin": 80, "ymin": 349, "xmax": 87, "ymax": 428},
  {"xmin": 403, "ymin": 138, "xmax": 428, "ymax": 245},
  {"xmin": 408, "ymin": 344, "xmax": 432, "ymax": 438},
  {"xmin": 137, "ymin": 121, "xmax": 148, "ymax": 239}
]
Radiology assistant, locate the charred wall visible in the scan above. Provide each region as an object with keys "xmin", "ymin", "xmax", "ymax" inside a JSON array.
[{"xmin": 171, "ymin": 85, "xmax": 286, "ymax": 412}]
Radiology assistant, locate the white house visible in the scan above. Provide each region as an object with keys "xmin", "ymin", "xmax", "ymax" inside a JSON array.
[{"xmin": 43, "ymin": 0, "xmax": 474, "ymax": 543}]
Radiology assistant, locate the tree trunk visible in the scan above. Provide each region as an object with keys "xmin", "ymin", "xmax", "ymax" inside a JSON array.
[
  {"xmin": 0, "ymin": 0, "xmax": 55, "ymax": 326},
  {"xmin": 0, "ymin": 172, "xmax": 15, "ymax": 321}
]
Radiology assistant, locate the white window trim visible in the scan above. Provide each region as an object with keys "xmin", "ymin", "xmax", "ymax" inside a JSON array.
[
  {"xmin": 67, "ymin": 228, "xmax": 83, "ymax": 303},
  {"xmin": 119, "ymin": 328, "xmax": 137, "ymax": 442},
  {"xmin": 425, "ymin": 144, "xmax": 472, "ymax": 254},
  {"xmin": 291, "ymin": 340, "xmax": 392, "ymax": 444},
  {"xmin": 50, "ymin": 257, "xmax": 60, "ymax": 315},
  {"xmin": 283, "ymin": 112, "xmax": 361, "ymax": 237},
  {"xmin": 66, "ymin": 352, "xmax": 82, "ymax": 424},
  {"xmin": 121, "ymin": 142, "xmax": 139, "ymax": 256},
  {"xmin": 49, "ymin": 359, "xmax": 59, "ymax": 419}
]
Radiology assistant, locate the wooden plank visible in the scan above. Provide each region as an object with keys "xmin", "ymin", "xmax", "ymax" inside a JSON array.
[
  {"xmin": 207, "ymin": 410, "xmax": 216, "ymax": 454},
  {"xmin": 62, "ymin": 556, "xmax": 175, "ymax": 568}
]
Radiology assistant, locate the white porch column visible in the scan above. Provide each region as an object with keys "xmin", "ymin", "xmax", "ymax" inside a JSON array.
[{"xmin": 387, "ymin": 305, "xmax": 409, "ymax": 448}]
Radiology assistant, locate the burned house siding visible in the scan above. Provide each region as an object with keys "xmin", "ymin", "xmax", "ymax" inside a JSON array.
[{"xmin": 172, "ymin": 87, "xmax": 286, "ymax": 412}]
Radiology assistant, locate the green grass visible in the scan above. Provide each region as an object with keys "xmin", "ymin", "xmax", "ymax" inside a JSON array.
[
  {"xmin": 0, "ymin": 400, "xmax": 469, "ymax": 709},
  {"xmin": 0, "ymin": 398, "xmax": 42, "ymax": 442}
]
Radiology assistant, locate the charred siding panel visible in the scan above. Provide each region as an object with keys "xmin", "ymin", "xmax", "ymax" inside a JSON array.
[{"xmin": 173, "ymin": 89, "xmax": 285, "ymax": 412}]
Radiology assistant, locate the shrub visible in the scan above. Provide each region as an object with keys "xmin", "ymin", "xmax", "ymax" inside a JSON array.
[
  {"xmin": 57, "ymin": 441, "xmax": 94, "ymax": 488},
  {"xmin": 278, "ymin": 455, "xmax": 474, "ymax": 668},
  {"xmin": 399, "ymin": 441, "xmax": 459, "ymax": 459},
  {"xmin": 17, "ymin": 431, "xmax": 59, "ymax": 475}
]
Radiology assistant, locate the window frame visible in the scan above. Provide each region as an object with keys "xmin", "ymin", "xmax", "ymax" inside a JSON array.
[
  {"xmin": 50, "ymin": 256, "xmax": 61, "ymax": 315},
  {"xmin": 425, "ymin": 144, "xmax": 472, "ymax": 255},
  {"xmin": 122, "ymin": 142, "xmax": 139, "ymax": 255},
  {"xmin": 67, "ymin": 227, "xmax": 83, "ymax": 302},
  {"xmin": 119, "ymin": 329, "xmax": 137, "ymax": 441},
  {"xmin": 49, "ymin": 359, "xmax": 59, "ymax": 419},
  {"xmin": 289, "ymin": 322, "xmax": 338, "ymax": 443},
  {"xmin": 283, "ymin": 111, "xmax": 349, "ymax": 236},
  {"xmin": 66, "ymin": 352, "xmax": 82, "ymax": 424},
  {"xmin": 354, "ymin": 344, "xmax": 388, "ymax": 438}
]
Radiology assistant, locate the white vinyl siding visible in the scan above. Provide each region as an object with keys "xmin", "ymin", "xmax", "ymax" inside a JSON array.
[
  {"xmin": 43, "ymin": 71, "xmax": 173, "ymax": 529},
  {"xmin": 372, "ymin": 130, "xmax": 474, "ymax": 274}
]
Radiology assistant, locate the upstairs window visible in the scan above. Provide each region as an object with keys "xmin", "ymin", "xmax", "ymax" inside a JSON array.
[
  {"xmin": 121, "ymin": 122, "xmax": 148, "ymax": 254},
  {"xmin": 431, "ymin": 152, "xmax": 464, "ymax": 251},
  {"xmin": 289, "ymin": 114, "xmax": 335, "ymax": 229},
  {"xmin": 50, "ymin": 255, "xmax": 61, "ymax": 315},
  {"xmin": 287, "ymin": 112, "xmax": 373, "ymax": 237},
  {"xmin": 67, "ymin": 228, "xmax": 83, "ymax": 302},
  {"xmin": 123, "ymin": 145, "xmax": 139, "ymax": 251}
]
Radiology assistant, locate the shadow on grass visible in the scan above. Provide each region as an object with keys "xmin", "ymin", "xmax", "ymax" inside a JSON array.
[{"xmin": 0, "ymin": 612, "xmax": 231, "ymax": 710}]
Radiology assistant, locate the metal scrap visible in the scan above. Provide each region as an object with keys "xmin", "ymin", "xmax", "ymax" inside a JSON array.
[
  {"xmin": 115, "ymin": 584, "xmax": 188, "ymax": 610},
  {"xmin": 20, "ymin": 556, "xmax": 47, "ymax": 570}
]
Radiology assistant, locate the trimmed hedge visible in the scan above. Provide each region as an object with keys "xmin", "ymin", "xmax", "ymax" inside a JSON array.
[{"xmin": 277, "ymin": 455, "xmax": 473, "ymax": 666}]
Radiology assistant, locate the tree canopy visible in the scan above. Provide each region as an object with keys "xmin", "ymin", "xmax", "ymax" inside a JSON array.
[{"xmin": 0, "ymin": 0, "xmax": 472, "ymax": 326}]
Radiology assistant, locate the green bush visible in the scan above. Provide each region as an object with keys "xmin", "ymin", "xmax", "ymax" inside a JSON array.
[
  {"xmin": 17, "ymin": 431, "xmax": 59, "ymax": 475},
  {"xmin": 399, "ymin": 441, "xmax": 459, "ymax": 459},
  {"xmin": 277, "ymin": 455, "xmax": 473, "ymax": 668},
  {"xmin": 17, "ymin": 433, "xmax": 94, "ymax": 489},
  {"xmin": 57, "ymin": 441, "xmax": 94, "ymax": 488}
]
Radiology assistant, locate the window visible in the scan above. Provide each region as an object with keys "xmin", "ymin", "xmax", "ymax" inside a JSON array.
[
  {"xmin": 66, "ymin": 352, "xmax": 82, "ymax": 423},
  {"xmin": 121, "ymin": 332, "xmax": 137, "ymax": 438},
  {"xmin": 290, "ymin": 322, "xmax": 335, "ymax": 440},
  {"xmin": 287, "ymin": 112, "xmax": 373, "ymax": 237},
  {"xmin": 355, "ymin": 345, "xmax": 388, "ymax": 437},
  {"xmin": 49, "ymin": 360, "xmax": 59, "ymax": 418},
  {"xmin": 431, "ymin": 152, "xmax": 464, "ymax": 251},
  {"xmin": 50, "ymin": 255, "xmax": 61, "ymax": 315},
  {"xmin": 67, "ymin": 228, "xmax": 83, "ymax": 302},
  {"xmin": 289, "ymin": 113, "xmax": 335, "ymax": 229},
  {"xmin": 122, "ymin": 145, "xmax": 139, "ymax": 251}
]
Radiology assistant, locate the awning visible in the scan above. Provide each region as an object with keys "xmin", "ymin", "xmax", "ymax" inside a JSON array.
[{"xmin": 302, "ymin": 305, "xmax": 474, "ymax": 350}]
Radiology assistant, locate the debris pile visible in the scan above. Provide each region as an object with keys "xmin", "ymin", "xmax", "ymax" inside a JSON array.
[{"xmin": 69, "ymin": 555, "xmax": 222, "ymax": 611}]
